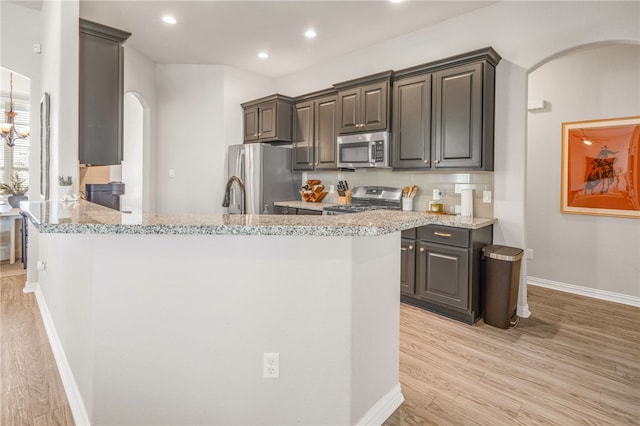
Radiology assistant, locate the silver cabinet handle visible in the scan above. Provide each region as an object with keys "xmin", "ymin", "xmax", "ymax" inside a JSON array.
[
  {"xmin": 419, "ymin": 247, "xmax": 425, "ymax": 253},
  {"xmin": 435, "ymin": 159, "xmax": 441, "ymax": 164},
  {"xmin": 401, "ymin": 247, "xmax": 407, "ymax": 252},
  {"xmin": 409, "ymin": 245, "xmax": 414, "ymax": 250},
  {"xmin": 423, "ymin": 160, "xmax": 429, "ymax": 164},
  {"xmin": 434, "ymin": 232, "xmax": 452, "ymax": 238}
]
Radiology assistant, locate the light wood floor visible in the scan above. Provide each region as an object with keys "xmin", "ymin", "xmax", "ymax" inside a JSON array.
[
  {"xmin": 1, "ymin": 261, "xmax": 638, "ymax": 425},
  {"xmin": 385, "ymin": 286, "xmax": 640, "ymax": 425},
  {"xmin": 1, "ymin": 261, "xmax": 74, "ymax": 426}
]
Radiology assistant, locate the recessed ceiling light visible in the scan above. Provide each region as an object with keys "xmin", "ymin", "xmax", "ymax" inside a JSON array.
[
  {"xmin": 257, "ymin": 51, "xmax": 269, "ymax": 59},
  {"xmin": 162, "ymin": 16, "xmax": 177, "ymax": 25},
  {"xmin": 305, "ymin": 29, "xmax": 317, "ymax": 39},
  {"xmin": 389, "ymin": 0, "xmax": 404, "ymax": 3}
]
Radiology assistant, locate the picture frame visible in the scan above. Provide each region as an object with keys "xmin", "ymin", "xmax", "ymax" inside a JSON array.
[
  {"xmin": 561, "ymin": 116, "xmax": 640, "ymax": 218},
  {"xmin": 40, "ymin": 92, "xmax": 50, "ymax": 200}
]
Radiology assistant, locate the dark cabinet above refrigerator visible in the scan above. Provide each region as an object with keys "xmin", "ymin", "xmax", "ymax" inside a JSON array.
[{"xmin": 79, "ymin": 19, "xmax": 131, "ymax": 165}]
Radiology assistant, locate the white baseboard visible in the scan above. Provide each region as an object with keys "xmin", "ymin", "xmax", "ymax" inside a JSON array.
[
  {"xmin": 528, "ymin": 276, "xmax": 640, "ymax": 307},
  {"xmin": 23, "ymin": 280, "xmax": 38, "ymax": 293},
  {"xmin": 34, "ymin": 286, "xmax": 91, "ymax": 425},
  {"xmin": 356, "ymin": 383, "xmax": 404, "ymax": 426}
]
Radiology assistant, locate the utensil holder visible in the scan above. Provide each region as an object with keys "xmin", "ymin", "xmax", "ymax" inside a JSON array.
[
  {"xmin": 338, "ymin": 189, "xmax": 352, "ymax": 205},
  {"xmin": 402, "ymin": 198, "xmax": 413, "ymax": 211}
]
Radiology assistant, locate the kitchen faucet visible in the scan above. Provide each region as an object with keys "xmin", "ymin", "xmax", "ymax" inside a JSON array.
[{"xmin": 222, "ymin": 175, "xmax": 246, "ymax": 214}]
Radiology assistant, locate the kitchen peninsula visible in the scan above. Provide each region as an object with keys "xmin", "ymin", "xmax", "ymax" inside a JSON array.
[{"xmin": 22, "ymin": 200, "xmax": 494, "ymax": 425}]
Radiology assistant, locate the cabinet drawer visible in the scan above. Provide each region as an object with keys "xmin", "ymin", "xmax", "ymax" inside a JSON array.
[
  {"xmin": 401, "ymin": 228, "xmax": 417, "ymax": 239},
  {"xmin": 419, "ymin": 225, "xmax": 469, "ymax": 248}
]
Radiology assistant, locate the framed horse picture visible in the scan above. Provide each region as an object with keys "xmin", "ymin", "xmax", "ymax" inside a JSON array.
[{"xmin": 561, "ymin": 116, "xmax": 640, "ymax": 218}]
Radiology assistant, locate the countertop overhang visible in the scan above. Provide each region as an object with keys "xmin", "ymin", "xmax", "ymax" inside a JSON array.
[{"xmin": 21, "ymin": 200, "xmax": 496, "ymax": 237}]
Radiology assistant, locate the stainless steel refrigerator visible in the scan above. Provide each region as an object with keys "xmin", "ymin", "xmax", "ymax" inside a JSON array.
[{"xmin": 225, "ymin": 144, "xmax": 301, "ymax": 214}]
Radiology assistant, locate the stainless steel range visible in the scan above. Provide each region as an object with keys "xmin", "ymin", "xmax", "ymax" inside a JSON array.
[{"xmin": 323, "ymin": 186, "xmax": 403, "ymax": 215}]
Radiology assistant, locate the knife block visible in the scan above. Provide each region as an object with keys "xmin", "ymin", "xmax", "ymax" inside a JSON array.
[{"xmin": 338, "ymin": 189, "xmax": 352, "ymax": 205}]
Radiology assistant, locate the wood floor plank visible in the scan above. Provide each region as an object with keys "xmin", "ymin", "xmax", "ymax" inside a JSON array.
[
  {"xmin": 33, "ymin": 406, "xmax": 74, "ymax": 426},
  {"xmin": 1, "ymin": 387, "xmax": 33, "ymax": 426}
]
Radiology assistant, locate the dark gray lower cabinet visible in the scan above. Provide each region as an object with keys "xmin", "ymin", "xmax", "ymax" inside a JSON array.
[
  {"xmin": 400, "ymin": 233, "xmax": 416, "ymax": 295},
  {"xmin": 296, "ymin": 208, "xmax": 322, "ymax": 215},
  {"xmin": 401, "ymin": 224, "xmax": 492, "ymax": 324},
  {"xmin": 274, "ymin": 206, "xmax": 322, "ymax": 215}
]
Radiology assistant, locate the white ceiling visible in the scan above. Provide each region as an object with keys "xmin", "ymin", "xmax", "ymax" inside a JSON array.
[{"xmin": 79, "ymin": 1, "xmax": 496, "ymax": 79}]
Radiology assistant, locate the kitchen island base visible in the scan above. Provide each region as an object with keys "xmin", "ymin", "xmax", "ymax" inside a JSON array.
[{"xmin": 32, "ymin": 230, "xmax": 403, "ymax": 425}]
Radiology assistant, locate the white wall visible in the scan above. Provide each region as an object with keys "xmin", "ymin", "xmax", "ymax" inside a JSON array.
[
  {"xmin": 527, "ymin": 44, "xmax": 640, "ymax": 299},
  {"xmin": 153, "ymin": 64, "xmax": 274, "ymax": 215},
  {"xmin": 36, "ymin": 231, "xmax": 401, "ymax": 425},
  {"xmin": 155, "ymin": 65, "xmax": 225, "ymax": 214},
  {"xmin": 39, "ymin": 0, "xmax": 79, "ymax": 202}
]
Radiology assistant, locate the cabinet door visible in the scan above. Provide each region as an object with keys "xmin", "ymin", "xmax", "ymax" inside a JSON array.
[
  {"xmin": 361, "ymin": 81, "xmax": 388, "ymax": 132},
  {"xmin": 432, "ymin": 62, "xmax": 483, "ymax": 169},
  {"xmin": 244, "ymin": 106, "xmax": 260, "ymax": 142},
  {"xmin": 296, "ymin": 208, "xmax": 322, "ymax": 215},
  {"xmin": 259, "ymin": 102, "xmax": 277, "ymax": 140},
  {"xmin": 400, "ymin": 238, "xmax": 416, "ymax": 295},
  {"xmin": 292, "ymin": 101, "xmax": 314, "ymax": 171},
  {"xmin": 79, "ymin": 32, "xmax": 123, "ymax": 165},
  {"xmin": 392, "ymin": 75, "xmax": 431, "ymax": 169},
  {"xmin": 314, "ymin": 95, "xmax": 338, "ymax": 169},
  {"xmin": 337, "ymin": 88, "xmax": 360, "ymax": 134},
  {"xmin": 417, "ymin": 241, "xmax": 469, "ymax": 310}
]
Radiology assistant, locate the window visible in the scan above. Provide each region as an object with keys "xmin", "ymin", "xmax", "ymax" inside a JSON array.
[{"xmin": 0, "ymin": 98, "xmax": 30, "ymax": 189}]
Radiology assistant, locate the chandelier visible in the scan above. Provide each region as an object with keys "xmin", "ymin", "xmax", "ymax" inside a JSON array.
[{"xmin": 1, "ymin": 73, "xmax": 30, "ymax": 147}]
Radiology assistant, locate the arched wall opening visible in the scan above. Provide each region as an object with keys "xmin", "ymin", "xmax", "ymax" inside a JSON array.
[
  {"xmin": 525, "ymin": 41, "xmax": 640, "ymax": 304},
  {"xmin": 122, "ymin": 92, "xmax": 145, "ymax": 212}
]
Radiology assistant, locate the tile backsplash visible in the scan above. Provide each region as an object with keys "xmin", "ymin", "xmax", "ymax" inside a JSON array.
[{"xmin": 304, "ymin": 169, "xmax": 494, "ymax": 218}]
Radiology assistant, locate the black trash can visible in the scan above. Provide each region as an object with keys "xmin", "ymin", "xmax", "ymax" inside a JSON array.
[{"xmin": 482, "ymin": 245, "xmax": 524, "ymax": 329}]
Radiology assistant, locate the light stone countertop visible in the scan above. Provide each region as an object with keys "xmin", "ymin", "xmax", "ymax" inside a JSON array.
[{"xmin": 21, "ymin": 200, "xmax": 496, "ymax": 237}]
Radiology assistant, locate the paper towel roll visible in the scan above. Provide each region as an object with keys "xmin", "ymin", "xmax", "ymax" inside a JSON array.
[{"xmin": 461, "ymin": 189, "xmax": 474, "ymax": 217}]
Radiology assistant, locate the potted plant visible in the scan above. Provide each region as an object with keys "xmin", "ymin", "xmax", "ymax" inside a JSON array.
[
  {"xmin": 58, "ymin": 175, "xmax": 73, "ymax": 201},
  {"xmin": 0, "ymin": 171, "xmax": 28, "ymax": 208}
]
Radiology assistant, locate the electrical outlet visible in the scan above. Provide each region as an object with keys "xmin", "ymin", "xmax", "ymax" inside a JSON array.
[
  {"xmin": 263, "ymin": 353, "xmax": 279, "ymax": 379},
  {"xmin": 526, "ymin": 249, "xmax": 534, "ymax": 260},
  {"xmin": 169, "ymin": 169, "xmax": 175, "ymax": 178},
  {"xmin": 483, "ymin": 190, "xmax": 492, "ymax": 203}
]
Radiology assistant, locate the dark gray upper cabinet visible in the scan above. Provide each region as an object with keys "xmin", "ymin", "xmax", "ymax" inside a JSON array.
[
  {"xmin": 433, "ymin": 61, "xmax": 493, "ymax": 170},
  {"xmin": 79, "ymin": 19, "xmax": 130, "ymax": 165},
  {"xmin": 392, "ymin": 47, "xmax": 500, "ymax": 171},
  {"xmin": 392, "ymin": 74, "xmax": 432, "ymax": 169},
  {"xmin": 292, "ymin": 90, "xmax": 338, "ymax": 171},
  {"xmin": 334, "ymin": 71, "xmax": 391, "ymax": 134},
  {"xmin": 242, "ymin": 95, "xmax": 293, "ymax": 143},
  {"xmin": 314, "ymin": 95, "xmax": 338, "ymax": 169},
  {"xmin": 292, "ymin": 100, "xmax": 314, "ymax": 171}
]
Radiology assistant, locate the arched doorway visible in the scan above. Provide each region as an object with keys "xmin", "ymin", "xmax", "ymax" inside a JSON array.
[
  {"xmin": 0, "ymin": 68, "xmax": 30, "ymax": 263},
  {"xmin": 526, "ymin": 42, "xmax": 640, "ymax": 303},
  {"xmin": 122, "ymin": 92, "xmax": 145, "ymax": 212}
]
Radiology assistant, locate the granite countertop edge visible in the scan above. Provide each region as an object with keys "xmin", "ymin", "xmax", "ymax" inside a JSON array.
[{"xmin": 22, "ymin": 201, "xmax": 497, "ymax": 237}]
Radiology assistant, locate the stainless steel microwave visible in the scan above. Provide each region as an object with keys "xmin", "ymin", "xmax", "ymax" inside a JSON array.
[{"xmin": 337, "ymin": 131, "xmax": 390, "ymax": 169}]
